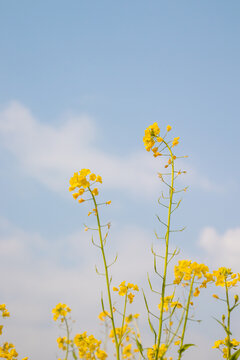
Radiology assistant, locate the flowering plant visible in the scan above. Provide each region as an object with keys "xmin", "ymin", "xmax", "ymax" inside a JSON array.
[{"xmin": 1, "ymin": 123, "xmax": 239, "ymax": 360}]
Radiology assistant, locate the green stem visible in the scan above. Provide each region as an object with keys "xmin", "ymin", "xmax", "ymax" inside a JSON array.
[
  {"xmin": 155, "ymin": 141, "xmax": 174, "ymax": 360},
  {"xmin": 64, "ymin": 317, "xmax": 70, "ymax": 360},
  {"xmin": 225, "ymin": 278, "xmax": 231, "ymax": 360},
  {"xmin": 119, "ymin": 293, "xmax": 128, "ymax": 345},
  {"xmin": 168, "ymin": 307, "xmax": 185, "ymax": 348},
  {"xmin": 90, "ymin": 189, "xmax": 120, "ymax": 360},
  {"xmin": 177, "ymin": 275, "xmax": 195, "ymax": 360}
]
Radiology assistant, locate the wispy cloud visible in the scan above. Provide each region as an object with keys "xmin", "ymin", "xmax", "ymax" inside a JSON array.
[
  {"xmin": 198, "ymin": 226, "xmax": 240, "ymax": 269},
  {"xmin": 0, "ymin": 101, "xmax": 221, "ymax": 199}
]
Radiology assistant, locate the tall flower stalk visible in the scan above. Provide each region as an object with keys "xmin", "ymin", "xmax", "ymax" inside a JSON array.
[
  {"xmin": 68, "ymin": 169, "xmax": 120, "ymax": 359},
  {"xmin": 212, "ymin": 268, "xmax": 240, "ymax": 360}
]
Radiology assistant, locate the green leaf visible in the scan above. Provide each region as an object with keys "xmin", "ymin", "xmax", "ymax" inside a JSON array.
[
  {"xmin": 230, "ymin": 349, "xmax": 240, "ymax": 360},
  {"xmin": 142, "ymin": 290, "xmax": 150, "ymax": 313},
  {"xmin": 136, "ymin": 339, "xmax": 145, "ymax": 358},
  {"xmin": 213, "ymin": 317, "xmax": 232, "ymax": 336},
  {"xmin": 72, "ymin": 349, "xmax": 78, "ymax": 360},
  {"xmin": 101, "ymin": 293, "xmax": 105, "ymax": 312},
  {"xmin": 148, "ymin": 316, "xmax": 157, "ymax": 343},
  {"xmin": 178, "ymin": 344, "xmax": 196, "ymax": 355}
]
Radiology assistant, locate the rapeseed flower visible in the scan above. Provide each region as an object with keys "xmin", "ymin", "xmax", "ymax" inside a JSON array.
[{"xmin": 52, "ymin": 303, "xmax": 71, "ymax": 321}]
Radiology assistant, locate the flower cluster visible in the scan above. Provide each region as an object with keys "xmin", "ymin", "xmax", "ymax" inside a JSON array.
[
  {"xmin": 57, "ymin": 337, "xmax": 72, "ymax": 351},
  {"xmin": 113, "ymin": 281, "xmax": 139, "ymax": 303},
  {"xmin": 74, "ymin": 332, "xmax": 107, "ymax": 360},
  {"xmin": 212, "ymin": 267, "xmax": 240, "ymax": 287},
  {"xmin": 52, "ymin": 303, "xmax": 71, "ymax": 322},
  {"xmin": 147, "ymin": 344, "xmax": 168, "ymax": 359},
  {"xmin": 98, "ymin": 310, "xmax": 111, "ymax": 321},
  {"xmin": 69, "ymin": 169, "xmax": 102, "ymax": 203},
  {"xmin": 174, "ymin": 260, "xmax": 212, "ymax": 289},
  {"xmin": 0, "ymin": 306, "xmax": 28, "ymax": 360},
  {"xmin": 143, "ymin": 122, "xmax": 179, "ymax": 156},
  {"xmin": 0, "ymin": 304, "xmax": 10, "ymax": 318},
  {"xmin": 212, "ymin": 337, "xmax": 240, "ymax": 358},
  {"xmin": 158, "ymin": 295, "xmax": 182, "ymax": 313},
  {"xmin": 0, "ymin": 343, "xmax": 18, "ymax": 360},
  {"xmin": 109, "ymin": 322, "xmax": 139, "ymax": 358}
]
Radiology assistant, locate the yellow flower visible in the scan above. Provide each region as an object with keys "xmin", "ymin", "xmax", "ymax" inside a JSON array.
[
  {"xmin": 96, "ymin": 175, "xmax": 102, "ymax": 183},
  {"xmin": 72, "ymin": 193, "xmax": 79, "ymax": 200},
  {"xmin": 166, "ymin": 125, "xmax": 172, "ymax": 132},
  {"xmin": 212, "ymin": 339, "xmax": 224, "ymax": 348},
  {"xmin": 212, "ymin": 294, "xmax": 219, "ymax": 299},
  {"xmin": 78, "ymin": 198, "xmax": 85, "ymax": 203},
  {"xmin": 106, "ymin": 201, "xmax": 111, "ymax": 205},
  {"xmin": 231, "ymin": 339, "xmax": 240, "ymax": 347},
  {"xmin": 89, "ymin": 173, "xmax": 97, "ymax": 181},
  {"xmin": 128, "ymin": 293, "xmax": 135, "ymax": 303},
  {"xmin": 143, "ymin": 122, "xmax": 161, "ymax": 152},
  {"xmin": 98, "ymin": 311, "xmax": 110, "ymax": 321},
  {"xmin": 193, "ymin": 287, "xmax": 200, "ymax": 297},
  {"xmin": 123, "ymin": 344, "xmax": 132, "ymax": 357},
  {"xmin": 172, "ymin": 137, "xmax": 180, "ymax": 147},
  {"xmin": 92, "ymin": 188, "xmax": 99, "ymax": 196},
  {"xmin": 52, "ymin": 303, "xmax": 71, "ymax": 321},
  {"xmin": 96, "ymin": 348, "xmax": 108, "ymax": 360}
]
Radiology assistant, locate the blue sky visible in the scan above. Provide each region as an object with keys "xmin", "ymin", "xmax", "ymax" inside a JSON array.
[{"xmin": 0, "ymin": 1, "xmax": 240, "ymax": 359}]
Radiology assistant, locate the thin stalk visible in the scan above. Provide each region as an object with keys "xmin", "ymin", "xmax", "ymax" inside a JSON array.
[
  {"xmin": 119, "ymin": 293, "xmax": 128, "ymax": 345},
  {"xmin": 64, "ymin": 317, "xmax": 70, "ymax": 360},
  {"xmin": 155, "ymin": 141, "xmax": 175, "ymax": 360},
  {"xmin": 224, "ymin": 278, "xmax": 231, "ymax": 359},
  {"xmin": 90, "ymin": 189, "xmax": 120, "ymax": 360},
  {"xmin": 177, "ymin": 275, "xmax": 195, "ymax": 360},
  {"xmin": 168, "ymin": 308, "xmax": 185, "ymax": 348}
]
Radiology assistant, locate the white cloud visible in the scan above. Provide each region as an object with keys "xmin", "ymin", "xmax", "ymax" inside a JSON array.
[
  {"xmin": 199, "ymin": 226, "xmax": 240, "ymax": 269},
  {"xmin": 0, "ymin": 101, "xmax": 220, "ymax": 199},
  {"xmin": 0, "ymin": 101, "xmax": 163, "ymax": 198}
]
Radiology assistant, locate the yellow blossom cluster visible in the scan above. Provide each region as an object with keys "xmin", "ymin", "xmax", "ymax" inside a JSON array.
[
  {"xmin": 0, "ymin": 343, "xmax": 28, "ymax": 360},
  {"xmin": 122, "ymin": 343, "xmax": 132, "ymax": 359},
  {"xmin": 98, "ymin": 310, "xmax": 110, "ymax": 321},
  {"xmin": 125, "ymin": 313, "xmax": 140, "ymax": 323},
  {"xmin": 0, "ymin": 304, "xmax": 10, "ymax": 318},
  {"xmin": 147, "ymin": 344, "xmax": 168, "ymax": 359},
  {"xmin": 212, "ymin": 337, "xmax": 240, "ymax": 358},
  {"xmin": 113, "ymin": 281, "xmax": 139, "ymax": 303},
  {"xmin": 57, "ymin": 337, "xmax": 72, "ymax": 351},
  {"xmin": 109, "ymin": 325, "xmax": 129, "ymax": 341},
  {"xmin": 109, "ymin": 322, "xmax": 139, "ymax": 358},
  {"xmin": 143, "ymin": 122, "xmax": 161, "ymax": 152},
  {"xmin": 69, "ymin": 169, "xmax": 102, "ymax": 203},
  {"xmin": 212, "ymin": 267, "xmax": 240, "ymax": 287},
  {"xmin": 143, "ymin": 122, "xmax": 179, "ymax": 155},
  {"xmin": 174, "ymin": 260, "xmax": 213, "ymax": 291},
  {"xmin": 0, "ymin": 343, "xmax": 18, "ymax": 360},
  {"xmin": 52, "ymin": 303, "xmax": 71, "ymax": 322},
  {"xmin": 158, "ymin": 295, "xmax": 182, "ymax": 313},
  {"xmin": 121, "ymin": 343, "xmax": 139, "ymax": 359},
  {"xmin": 0, "ymin": 306, "xmax": 28, "ymax": 360},
  {"xmin": 74, "ymin": 332, "xmax": 107, "ymax": 360}
]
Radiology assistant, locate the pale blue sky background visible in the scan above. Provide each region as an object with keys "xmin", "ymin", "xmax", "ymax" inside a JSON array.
[{"xmin": 0, "ymin": 1, "xmax": 240, "ymax": 359}]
